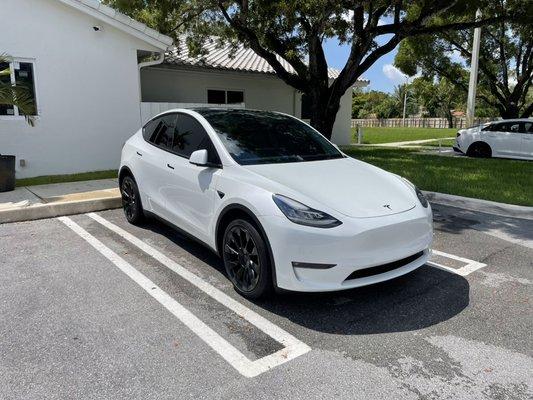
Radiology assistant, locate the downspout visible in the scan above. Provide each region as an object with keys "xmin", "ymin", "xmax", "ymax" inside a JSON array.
[{"xmin": 137, "ymin": 51, "xmax": 166, "ymax": 124}]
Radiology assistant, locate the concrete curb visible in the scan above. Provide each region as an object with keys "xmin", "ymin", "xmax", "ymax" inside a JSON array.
[
  {"xmin": 1, "ymin": 189, "xmax": 531, "ymax": 224},
  {"xmin": 0, "ymin": 196, "xmax": 121, "ymax": 224},
  {"xmin": 424, "ymin": 191, "xmax": 533, "ymax": 220}
]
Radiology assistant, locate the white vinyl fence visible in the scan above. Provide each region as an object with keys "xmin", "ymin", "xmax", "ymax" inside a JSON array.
[
  {"xmin": 140, "ymin": 102, "xmax": 245, "ymax": 124},
  {"xmin": 351, "ymin": 117, "xmax": 495, "ymax": 129}
]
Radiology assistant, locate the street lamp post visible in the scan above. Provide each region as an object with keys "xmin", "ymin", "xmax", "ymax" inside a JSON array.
[
  {"xmin": 466, "ymin": 9, "xmax": 482, "ymax": 128},
  {"xmin": 402, "ymin": 82, "xmax": 409, "ymax": 127}
]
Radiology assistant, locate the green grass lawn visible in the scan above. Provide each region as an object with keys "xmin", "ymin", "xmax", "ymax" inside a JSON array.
[
  {"xmin": 341, "ymin": 147, "xmax": 533, "ymax": 206},
  {"xmin": 16, "ymin": 169, "xmax": 118, "ymax": 187},
  {"xmin": 352, "ymin": 127, "xmax": 457, "ymax": 144}
]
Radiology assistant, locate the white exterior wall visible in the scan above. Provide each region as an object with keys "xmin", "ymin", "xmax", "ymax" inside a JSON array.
[
  {"xmin": 333, "ymin": 89, "xmax": 353, "ymax": 145},
  {"xmin": 0, "ymin": 0, "xmax": 162, "ymax": 178},
  {"xmin": 141, "ymin": 67, "xmax": 353, "ymax": 145}
]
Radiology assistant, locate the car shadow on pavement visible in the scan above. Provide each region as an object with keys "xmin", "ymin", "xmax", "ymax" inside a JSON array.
[
  {"xmin": 139, "ymin": 217, "xmax": 226, "ymax": 273},
  {"xmin": 139, "ymin": 217, "xmax": 470, "ymax": 336},
  {"xmin": 256, "ymin": 267, "xmax": 469, "ymax": 335}
]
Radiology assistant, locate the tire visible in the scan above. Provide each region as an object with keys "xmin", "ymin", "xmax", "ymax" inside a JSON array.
[
  {"xmin": 120, "ymin": 175, "xmax": 144, "ymax": 225},
  {"xmin": 467, "ymin": 142, "xmax": 492, "ymax": 158},
  {"xmin": 222, "ymin": 219, "xmax": 272, "ymax": 299}
]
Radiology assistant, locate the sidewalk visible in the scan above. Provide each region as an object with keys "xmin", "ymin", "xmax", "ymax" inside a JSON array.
[
  {"xmin": 1, "ymin": 177, "xmax": 531, "ymax": 224},
  {"xmin": 0, "ymin": 179, "xmax": 121, "ymax": 223},
  {"xmin": 348, "ymin": 137, "xmax": 455, "ymax": 148}
]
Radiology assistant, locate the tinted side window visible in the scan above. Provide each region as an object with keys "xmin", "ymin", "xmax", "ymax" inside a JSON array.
[
  {"xmin": 143, "ymin": 118, "xmax": 159, "ymax": 140},
  {"xmin": 489, "ymin": 123, "xmax": 504, "ymax": 132},
  {"xmin": 199, "ymin": 136, "xmax": 222, "ymax": 165},
  {"xmin": 508, "ymin": 123, "xmax": 521, "ymax": 133},
  {"xmin": 495, "ymin": 122, "xmax": 521, "ymax": 133},
  {"xmin": 152, "ymin": 114, "xmax": 177, "ymax": 150},
  {"xmin": 525, "ymin": 122, "xmax": 533, "ymax": 133},
  {"xmin": 173, "ymin": 114, "xmax": 210, "ymax": 158}
]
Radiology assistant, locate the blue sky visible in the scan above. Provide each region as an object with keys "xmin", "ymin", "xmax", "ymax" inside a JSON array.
[{"xmin": 323, "ymin": 37, "xmax": 409, "ymax": 93}]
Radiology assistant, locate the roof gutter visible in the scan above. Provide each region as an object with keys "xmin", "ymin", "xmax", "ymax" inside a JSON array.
[{"xmin": 138, "ymin": 51, "xmax": 166, "ymax": 70}]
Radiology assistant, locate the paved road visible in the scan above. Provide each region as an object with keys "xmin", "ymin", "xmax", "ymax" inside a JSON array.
[{"xmin": 1, "ymin": 204, "xmax": 531, "ymax": 399}]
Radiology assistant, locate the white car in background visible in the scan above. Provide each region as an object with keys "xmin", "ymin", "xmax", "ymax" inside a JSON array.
[
  {"xmin": 119, "ymin": 109, "xmax": 433, "ymax": 298},
  {"xmin": 454, "ymin": 119, "xmax": 533, "ymax": 160}
]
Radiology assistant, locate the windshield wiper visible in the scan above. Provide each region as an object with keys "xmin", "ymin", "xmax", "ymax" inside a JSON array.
[{"xmin": 302, "ymin": 153, "xmax": 343, "ymax": 161}]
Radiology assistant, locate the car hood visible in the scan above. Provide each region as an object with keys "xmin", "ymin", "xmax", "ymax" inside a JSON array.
[{"xmin": 244, "ymin": 157, "xmax": 416, "ymax": 218}]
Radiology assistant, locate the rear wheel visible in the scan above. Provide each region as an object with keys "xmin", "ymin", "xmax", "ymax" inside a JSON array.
[
  {"xmin": 467, "ymin": 142, "xmax": 492, "ymax": 158},
  {"xmin": 120, "ymin": 175, "xmax": 144, "ymax": 224},
  {"xmin": 222, "ymin": 219, "xmax": 271, "ymax": 299}
]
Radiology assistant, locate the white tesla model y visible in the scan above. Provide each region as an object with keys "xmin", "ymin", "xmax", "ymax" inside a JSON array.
[{"xmin": 119, "ymin": 109, "xmax": 433, "ymax": 298}]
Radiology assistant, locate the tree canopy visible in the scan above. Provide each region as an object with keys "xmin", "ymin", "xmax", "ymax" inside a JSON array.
[
  {"xmin": 352, "ymin": 77, "xmax": 467, "ymax": 126},
  {"xmin": 395, "ymin": 0, "xmax": 533, "ymax": 118},
  {"xmin": 105, "ymin": 0, "xmax": 513, "ymax": 138}
]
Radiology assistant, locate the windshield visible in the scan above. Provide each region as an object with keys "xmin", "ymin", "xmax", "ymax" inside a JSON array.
[{"xmin": 195, "ymin": 109, "xmax": 344, "ymax": 165}]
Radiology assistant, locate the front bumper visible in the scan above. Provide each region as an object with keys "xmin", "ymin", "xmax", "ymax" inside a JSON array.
[{"xmin": 259, "ymin": 205, "xmax": 433, "ymax": 292}]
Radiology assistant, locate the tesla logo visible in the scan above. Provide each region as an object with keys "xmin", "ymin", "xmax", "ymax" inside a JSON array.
[{"xmin": 383, "ymin": 204, "xmax": 392, "ymax": 210}]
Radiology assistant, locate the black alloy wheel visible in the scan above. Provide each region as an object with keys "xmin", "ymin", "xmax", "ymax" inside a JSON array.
[
  {"xmin": 222, "ymin": 219, "xmax": 271, "ymax": 298},
  {"xmin": 467, "ymin": 143, "xmax": 492, "ymax": 158},
  {"xmin": 120, "ymin": 176, "xmax": 144, "ymax": 224}
]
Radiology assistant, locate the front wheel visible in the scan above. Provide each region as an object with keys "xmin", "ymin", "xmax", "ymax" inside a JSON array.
[
  {"xmin": 222, "ymin": 219, "xmax": 272, "ymax": 299},
  {"xmin": 467, "ymin": 142, "xmax": 492, "ymax": 158},
  {"xmin": 120, "ymin": 175, "xmax": 144, "ymax": 225}
]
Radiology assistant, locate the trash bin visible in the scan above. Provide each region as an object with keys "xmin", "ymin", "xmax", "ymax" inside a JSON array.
[{"xmin": 0, "ymin": 155, "xmax": 16, "ymax": 192}]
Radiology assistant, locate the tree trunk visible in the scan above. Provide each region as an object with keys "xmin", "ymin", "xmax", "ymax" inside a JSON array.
[
  {"xmin": 307, "ymin": 87, "xmax": 341, "ymax": 140},
  {"xmin": 445, "ymin": 110, "xmax": 454, "ymax": 128},
  {"xmin": 500, "ymin": 101, "xmax": 520, "ymax": 119},
  {"xmin": 521, "ymin": 102, "xmax": 533, "ymax": 118}
]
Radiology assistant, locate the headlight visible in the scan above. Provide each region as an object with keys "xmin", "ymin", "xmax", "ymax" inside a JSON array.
[
  {"xmin": 401, "ymin": 178, "xmax": 429, "ymax": 208},
  {"xmin": 272, "ymin": 194, "xmax": 342, "ymax": 228}
]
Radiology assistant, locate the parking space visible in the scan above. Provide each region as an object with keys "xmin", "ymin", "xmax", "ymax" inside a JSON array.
[{"xmin": 1, "ymin": 205, "xmax": 532, "ymax": 399}]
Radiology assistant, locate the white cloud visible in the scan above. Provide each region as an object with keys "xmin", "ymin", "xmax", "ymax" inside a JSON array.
[
  {"xmin": 382, "ymin": 64, "xmax": 408, "ymax": 85},
  {"xmin": 342, "ymin": 11, "xmax": 389, "ymax": 26}
]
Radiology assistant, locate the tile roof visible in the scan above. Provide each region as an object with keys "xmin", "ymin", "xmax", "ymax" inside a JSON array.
[{"xmin": 165, "ymin": 40, "xmax": 368, "ymax": 83}]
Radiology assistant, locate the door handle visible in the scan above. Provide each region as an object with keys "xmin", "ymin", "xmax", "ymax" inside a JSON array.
[
  {"xmin": 136, "ymin": 151, "xmax": 142, "ymax": 156},
  {"xmin": 167, "ymin": 164, "xmax": 175, "ymax": 169}
]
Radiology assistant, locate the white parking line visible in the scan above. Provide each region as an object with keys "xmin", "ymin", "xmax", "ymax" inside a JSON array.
[
  {"xmin": 76, "ymin": 214, "xmax": 310, "ymax": 377},
  {"xmin": 428, "ymin": 249, "xmax": 487, "ymax": 276}
]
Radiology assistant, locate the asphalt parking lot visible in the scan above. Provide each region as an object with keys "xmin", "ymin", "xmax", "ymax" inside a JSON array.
[{"xmin": 1, "ymin": 204, "xmax": 532, "ymax": 399}]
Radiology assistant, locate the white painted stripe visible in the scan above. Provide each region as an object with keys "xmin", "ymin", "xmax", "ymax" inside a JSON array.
[
  {"xmin": 428, "ymin": 249, "xmax": 487, "ymax": 276},
  {"xmin": 59, "ymin": 216, "xmax": 263, "ymax": 377},
  {"xmin": 83, "ymin": 213, "xmax": 311, "ymax": 375}
]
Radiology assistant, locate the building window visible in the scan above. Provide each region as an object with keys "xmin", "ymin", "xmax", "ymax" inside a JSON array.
[
  {"xmin": 0, "ymin": 60, "xmax": 38, "ymax": 117},
  {"xmin": 207, "ymin": 89, "xmax": 244, "ymax": 105}
]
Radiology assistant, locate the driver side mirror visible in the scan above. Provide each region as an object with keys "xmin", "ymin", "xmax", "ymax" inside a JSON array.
[{"xmin": 189, "ymin": 149, "xmax": 209, "ymax": 166}]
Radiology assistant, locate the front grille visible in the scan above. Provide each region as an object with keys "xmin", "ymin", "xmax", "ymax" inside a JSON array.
[{"xmin": 344, "ymin": 251, "xmax": 425, "ymax": 281}]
